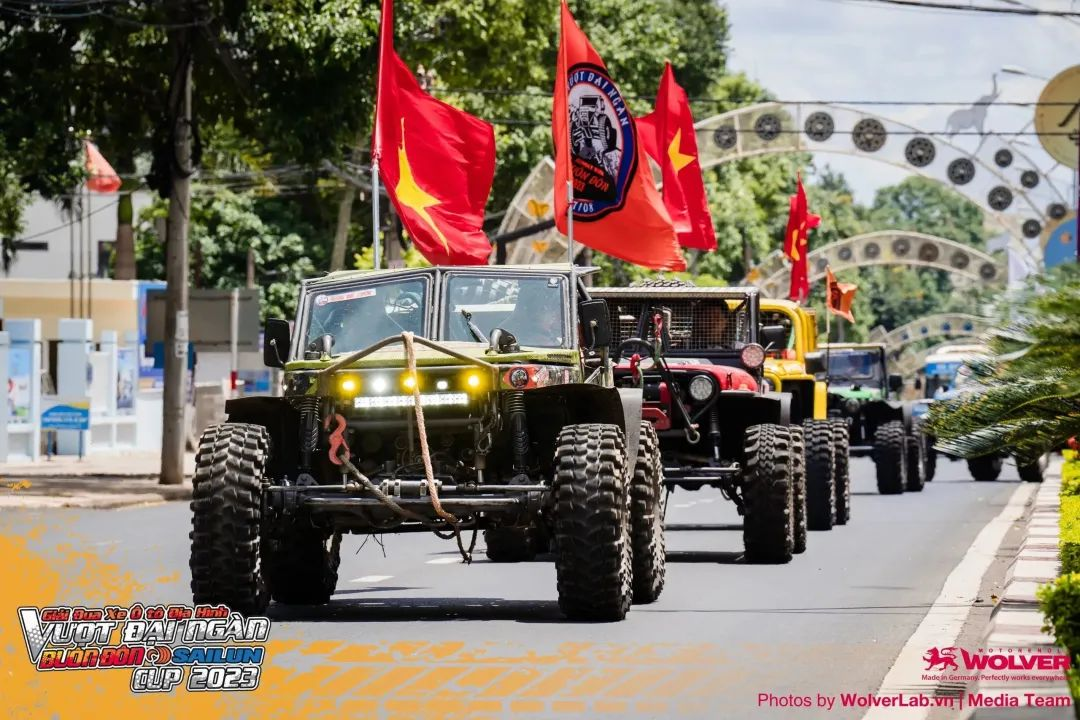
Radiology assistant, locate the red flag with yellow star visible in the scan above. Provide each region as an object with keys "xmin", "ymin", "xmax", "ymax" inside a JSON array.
[
  {"xmin": 552, "ymin": 0, "xmax": 685, "ymax": 271},
  {"xmin": 783, "ymin": 174, "xmax": 820, "ymax": 302},
  {"xmin": 372, "ymin": 0, "xmax": 495, "ymax": 265},
  {"xmin": 637, "ymin": 63, "xmax": 715, "ymax": 251}
]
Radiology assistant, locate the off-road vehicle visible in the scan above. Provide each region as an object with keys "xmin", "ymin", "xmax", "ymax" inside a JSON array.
[
  {"xmin": 591, "ymin": 283, "xmax": 803, "ymax": 563},
  {"xmin": 809, "ymin": 343, "xmax": 926, "ymax": 494},
  {"xmin": 189, "ymin": 265, "xmax": 665, "ymax": 622},
  {"xmin": 760, "ymin": 299, "xmax": 849, "ymax": 529}
]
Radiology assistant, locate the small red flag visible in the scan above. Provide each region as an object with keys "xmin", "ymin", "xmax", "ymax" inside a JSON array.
[
  {"xmin": 552, "ymin": 1, "xmax": 684, "ymax": 271},
  {"xmin": 83, "ymin": 140, "xmax": 121, "ymax": 194},
  {"xmin": 826, "ymin": 266, "xmax": 857, "ymax": 323},
  {"xmin": 637, "ymin": 63, "xmax": 715, "ymax": 251},
  {"xmin": 784, "ymin": 174, "xmax": 820, "ymax": 302},
  {"xmin": 372, "ymin": 0, "xmax": 495, "ymax": 265}
]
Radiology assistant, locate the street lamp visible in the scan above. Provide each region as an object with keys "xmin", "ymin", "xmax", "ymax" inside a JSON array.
[{"xmin": 1000, "ymin": 65, "xmax": 1049, "ymax": 81}]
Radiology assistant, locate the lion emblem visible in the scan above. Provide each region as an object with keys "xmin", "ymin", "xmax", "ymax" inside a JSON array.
[{"xmin": 923, "ymin": 647, "xmax": 959, "ymax": 671}]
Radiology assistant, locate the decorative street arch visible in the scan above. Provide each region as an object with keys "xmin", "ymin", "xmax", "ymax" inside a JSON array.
[
  {"xmin": 497, "ymin": 103, "xmax": 1065, "ymax": 267},
  {"xmin": 870, "ymin": 313, "xmax": 990, "ymax": 356},
  {"xmin": 741, "ymin": 231, "xmax": 1004, "ymax": 297}
]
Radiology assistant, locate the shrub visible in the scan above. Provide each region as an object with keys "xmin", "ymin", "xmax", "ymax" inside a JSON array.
[
  {"xmin": 1038, "ymin": 574, "xmax": 1080, "ymax": 715},
  {"xmin": 1063, "ymin": 451, "xmax": 1080, "ymax": 497},
  {"xmin": 1063, "ymin": 496, "xmax": 1080, "ymax": 575}
]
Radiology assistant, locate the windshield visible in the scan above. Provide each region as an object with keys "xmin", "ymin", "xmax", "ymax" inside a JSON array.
[
  {"xmin": 827, "ymin": 350, "xmax": 882, "ymax": 383},
  {"xmin": 305, "ymin": 278, "xmax": 428, "ymax": 355},
  {"xmin": 444, "ymin": 274, "xmax": 567, "ymax": 348}
]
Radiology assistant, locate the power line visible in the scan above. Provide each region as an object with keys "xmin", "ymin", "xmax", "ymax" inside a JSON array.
[
  {"xmin": 827, "ymin": 0, "xmax": 1080, "ymax": 16},
  {"xmin": 8, "ymin": 196, "xmax": 120, "ymax": 243}
]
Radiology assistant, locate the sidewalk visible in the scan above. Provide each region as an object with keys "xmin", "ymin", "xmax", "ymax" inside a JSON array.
[
  {"xmin": 0, "ymin": 451, "xmax": 194, "ymax": 509},
  {"xmin": 968, "ymin": 456, "xmax": 1073, "ymax": 719}
]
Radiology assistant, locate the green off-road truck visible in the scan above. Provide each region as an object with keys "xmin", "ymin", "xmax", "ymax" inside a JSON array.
[
  {"xmin": 189, "ymin": 265, "xmax": 664, "ymax": 622},
  {"xmin": 808, "ymin": 343, "xmax": 927, "ymax": 495}
]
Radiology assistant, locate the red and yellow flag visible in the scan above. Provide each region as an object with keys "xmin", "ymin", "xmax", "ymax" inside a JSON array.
[
  {"xmin": 372, "ymin": 0, "xmax": 495, "ymax": 265},
  {"xmin": 637, "ymin": 63, "xmax": 715, "ymax": 251},
  {"xmin": 551, "ymin": 0, "xmax": 684, "ymax": 271},
  {"xmin": 83, "ymin": 140, "xmax": 121, "ymax": 194},
  {"xmin": 826, "ymin": 266, "xmax": 857, "ymax": 323},
  {"xmin": 784, "ymin": 174, "xmax": 820, "ymax": 302}
]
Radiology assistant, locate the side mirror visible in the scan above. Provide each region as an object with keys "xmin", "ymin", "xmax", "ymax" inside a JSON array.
[
  {"xmin": 579, "ymin": 299, "xmax": 611, "ymax": 350},
  {"xmin": 760, "ymin": 324, "xmax": 787, "ymax": 351},
  {"xmin": 805, "ymin": 350, "xmax": 826, "ymax": 375},
  {"xmin": 263, "ymin": 318, "xmax": 291, "ymax": 368},
  {"xmin": 888, "ymin": 373, "xmax": 903, "ymax": 393}
]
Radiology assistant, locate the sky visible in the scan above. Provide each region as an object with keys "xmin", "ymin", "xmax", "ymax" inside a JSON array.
[{"xmin": 723, "ymin": 0, "xmax": 1080, "ymax": 204}]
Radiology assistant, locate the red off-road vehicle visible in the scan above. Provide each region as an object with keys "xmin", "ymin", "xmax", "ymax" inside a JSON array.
[{"xmin": 591, "ymin": 284, "xmax": 804, "ymax": 564}]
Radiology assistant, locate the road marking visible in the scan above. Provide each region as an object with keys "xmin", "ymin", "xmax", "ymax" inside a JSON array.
[
  {"xmin": 350, "ymin": 575, "xmax": 393, "ymax": 583},
  {"xmin": 861, "ymin": 482, "xmax": 1035, "ymax": 720},
  {"xmin": 426, "ymin": 557, "xmax": 460, "ymax": 565}
]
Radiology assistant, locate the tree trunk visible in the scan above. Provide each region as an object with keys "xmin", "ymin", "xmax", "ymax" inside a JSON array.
[
  {"xmin": 330, "ymin": 185, "xmax": 356, "ymax": 271},
  {"xmin": 113, "ymin": 155, "xmax": 137, "ymax": 280}
]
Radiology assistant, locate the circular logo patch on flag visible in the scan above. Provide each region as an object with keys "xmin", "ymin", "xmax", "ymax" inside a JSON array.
[{"xmin": 566, "ymin": 63, "xmax": 637, "ymax": 221}]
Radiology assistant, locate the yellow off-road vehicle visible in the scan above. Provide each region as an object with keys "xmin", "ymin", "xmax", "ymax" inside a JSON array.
[{"xmin": 759, "ymin": 299, "xmax": 850, "ymax": 530}]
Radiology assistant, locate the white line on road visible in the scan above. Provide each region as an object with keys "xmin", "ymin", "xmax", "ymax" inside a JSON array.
[
  {"xmin": 426, "ymin": 557, "xmax": 461, "ymax": 565},
  {"xmin": 861, "ymin": 482, "xmax": 1035, "ymax": 720},
  {"xmin": 350, "ymin": 575, "xmax": 393, "ymax": 583}
]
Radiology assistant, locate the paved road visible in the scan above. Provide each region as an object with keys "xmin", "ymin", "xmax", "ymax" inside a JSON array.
[{"xmin": 1, "ymin": 457, "xmax": 1026, "ymax": 719}]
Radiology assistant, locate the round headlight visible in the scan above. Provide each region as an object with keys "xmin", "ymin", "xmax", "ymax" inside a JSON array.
[
  {"xmin": 508, "ymin": 366, "xmax": 529, "ymax": 388},
  {"xmin": 740, "ymin": 343, "xmax": 766, "ymax": 370},
  {"xmin": 688, "ymin": 375, "xmax": 715, "ymax": 402}
]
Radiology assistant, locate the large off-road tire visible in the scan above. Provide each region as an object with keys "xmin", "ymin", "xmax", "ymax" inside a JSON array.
[
  {"xmin": 830, "ymin": 419, "xmax": 851, "ymax": 525},
  {"xmin": 262, "ymin": 528, "xmax": 339, "ymax": 605},
  {"xmin": 905, "ymin": 434, "xmax": 926, "ymax": 492},
  {"xmin": 872, "ymin": 421, "xmax": 907, "ymax": 495},
  {"xmin": 630, "ymin": 421, "xmax": 666, "ymax": 603},
  {"xmin": 484, "ymin": 527, "xmax": 538, "ymax": 562},
  {"xmin": 803, "ymin": 420, "xmax": 836, "ymax": 530},
  {"xmin": 1018, "ymin": 457, "xmax": 1045, "ymax": 484},
  {"xmin": 742, "ymin": 424, "xmax": 794, "ymax": 564},
  {"xmin": 553, "ymin": 424, "xmax": 633, "ymax": 621},
  {"xmin": 190, "ymin": 423, "xmax": 269, "ymax": 616},
  {"xmin": 924, "ymin": 435, "xmax": 937, "ymax": 482},
  {"xmin": 968, "ymin": 455, "xmax": 1003, "ymax": 482},
  {"xmin": 790, "ymin": 426, "xmax": 808, "ymax": 554}
]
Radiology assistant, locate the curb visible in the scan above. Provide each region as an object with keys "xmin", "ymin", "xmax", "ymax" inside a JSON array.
[{"xmin": 969, "ymin": 461, "xmax": 1073, "ymax": 719}]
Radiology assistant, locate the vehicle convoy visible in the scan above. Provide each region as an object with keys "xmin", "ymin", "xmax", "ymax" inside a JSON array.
[
  {"xmin": 917, "ymin": 344, "xmax": 1045, "ymax": 483},
  {"xmin": 809, "ymin": 343, "xmax": 926, "ymax": 495},
  {"xmin": 189, "ymin": 265, "xmax": 666, "ymax": 622},
  {"xmin": 759, "ymin": 299, "xmax": 849, "ymax": 529},
  {"xmin": 590, "ymin": 282, "xmax": 805, "ymax": 563}
]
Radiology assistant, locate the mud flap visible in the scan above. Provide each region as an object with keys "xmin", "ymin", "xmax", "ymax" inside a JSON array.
[{"xmin": 619, "ymin": 388, "xmax": 643, "ymax": 475}]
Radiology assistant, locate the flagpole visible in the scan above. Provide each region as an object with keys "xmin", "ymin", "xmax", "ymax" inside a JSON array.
[
  {"xmin": 372, "ymin": 163, "xmax": 382, "ymax": 270},
  {"xmin": 567, "ymin": 179, "xmax": 577, "ymax": 342}
]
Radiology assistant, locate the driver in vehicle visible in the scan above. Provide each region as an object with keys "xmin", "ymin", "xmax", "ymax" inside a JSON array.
[
  {"xmin": 308, "ymin": 286, "xmax": 405, "ymax": 352},
  {"xmin": 506, "ymin": 281, "xmax": 565, "ymax": 347},
  {"xmin": 694, "ymin": 301, "xmax": 741, "ymax": 349}
]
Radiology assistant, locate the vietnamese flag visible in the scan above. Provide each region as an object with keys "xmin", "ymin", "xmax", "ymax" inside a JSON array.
[
  {"xmin": 784, "ymin": 174, "xmax": 820, "ymax": 302},
  {"xmin": 637, "ymin": 64, "xmax": 716, "ymax": 251},
  {"xmin": 83, "ymin": 140, "xmax": 121, "ymax": 193},
  {"xmin": 372, "ymin": 0, "xmax": 495, "ymax": 265},
  {"xmin": 826, "ymin": 266, "xmax": 857, "ymax": 323},
  {"xmin": 552, "ymin": 1, "xmax": 684, "ymax": 271}
]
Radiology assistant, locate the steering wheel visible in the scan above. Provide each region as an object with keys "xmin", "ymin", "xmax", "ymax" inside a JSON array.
[
  {"xmin": 618, "ymin": 338, "xmax": 654, "ymax": 361},
  {"xmin": 392, "ymin": 291, "xmax": 422, "ymax": 314}
]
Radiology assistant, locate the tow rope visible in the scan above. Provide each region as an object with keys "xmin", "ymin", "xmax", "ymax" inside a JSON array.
[{"xmin": 326, "ymin": 331, "xmax": 477, "ymax": 562}]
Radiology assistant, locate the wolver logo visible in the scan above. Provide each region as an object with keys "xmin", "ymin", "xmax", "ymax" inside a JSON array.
[{"xmin": 923, "ymin": 647, "xmax": 959, "ymax": 671}]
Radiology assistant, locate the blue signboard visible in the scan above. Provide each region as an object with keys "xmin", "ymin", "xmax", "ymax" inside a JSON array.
[{"xmin": 40, "ymin": 397, "xmax": 91, "ymax": 431}]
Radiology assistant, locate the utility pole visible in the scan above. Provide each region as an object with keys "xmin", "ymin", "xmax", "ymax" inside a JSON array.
[{"xmin": 161, "ymin": 8, "xmax": 194, "ymax": 485}]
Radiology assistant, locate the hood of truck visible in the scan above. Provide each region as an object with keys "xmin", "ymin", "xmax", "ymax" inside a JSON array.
[
  {"xmin": 285, "ymin": 341, "xmax": 580, "ymax": 371},
  {"xmin": 829, "ymin": 385, "xmax": 884, "ymax": 400},
  {"xmin": 764, "ymin": 357, "xmax": 809, "ymax": 378}
]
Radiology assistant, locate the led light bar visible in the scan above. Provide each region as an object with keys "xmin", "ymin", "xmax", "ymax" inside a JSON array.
[{"xmin": 354, "ymin": 393, "xmax": 469, "ymax": 409}]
